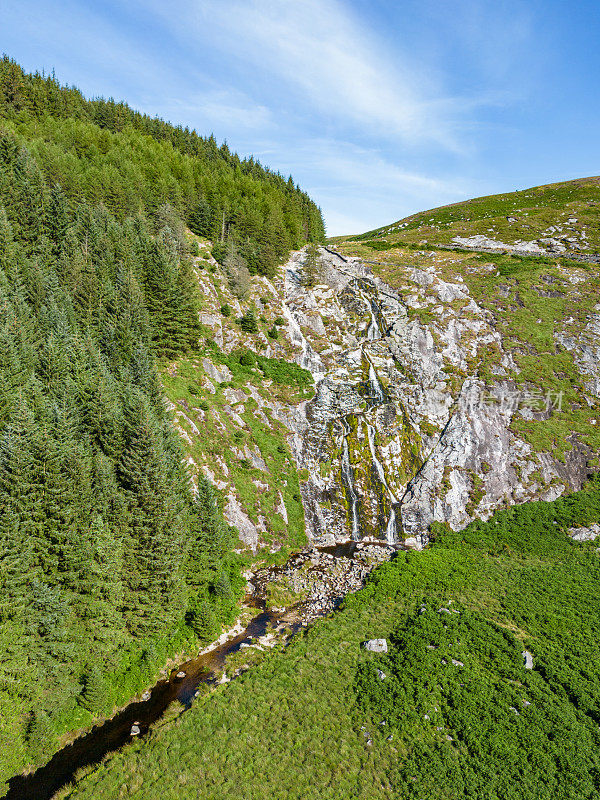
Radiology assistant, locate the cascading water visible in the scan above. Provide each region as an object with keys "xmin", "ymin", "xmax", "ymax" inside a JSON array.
[
  {"xmin": 286, "ymin": 247, "xmax": 405, "ymax": 546},
  {"xmin": 368, "ymin": 361, "xmax": 385, "ymax": 404},
  {"xmin": 282, "ymin": 303, "xmax": 325, "ymax": 380},
  {"xmin": 340, "ymin": 419, "xmax": 360, "ymax": 540},
  {"xmin": 385, "ymin": 506, "xmax": 398, "ymax": 546},
  {"xmin": 366, "ymin": 418, "xmax": 398, "ymax": 544},
  {"xmin": 366, "ymin": 300, "xmax": 381, "ymax": 340}
]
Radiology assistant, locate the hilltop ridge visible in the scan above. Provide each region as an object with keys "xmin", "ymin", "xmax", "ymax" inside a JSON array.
[{"xmin": 340, "ymin": 176, "xmax": 600, "ymax": 258}]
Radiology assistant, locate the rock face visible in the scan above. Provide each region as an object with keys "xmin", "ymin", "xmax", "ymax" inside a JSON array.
[
  {"xmin": 453, "ymin": 234, "xmax": 548, "ymax": 256},
  {"xmin": 281, "ymin": 246, "xmax": 597, "ymax": 549},
  {"xmin": 166, "ymin": 239, "xmax": 598, "ymax": 554}
]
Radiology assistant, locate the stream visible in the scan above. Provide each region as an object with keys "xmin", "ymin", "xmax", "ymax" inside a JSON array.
[
  {"xmin": 6, "ymin": 246, "xmax": 405, "ymax": 799},
  {"xmin": 4, "ymin": 542, "xmax": 390, "ymax": 800}
]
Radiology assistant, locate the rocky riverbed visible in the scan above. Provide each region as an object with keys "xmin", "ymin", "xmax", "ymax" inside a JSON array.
[{"xmin": 250, "ymin": 541, "xmax": 396, "ymax": 622}]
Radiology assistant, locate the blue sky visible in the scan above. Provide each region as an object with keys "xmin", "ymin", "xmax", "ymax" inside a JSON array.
[{"xmin": 2, "ymin": 0, "xmax": 598, "ymax": 235}]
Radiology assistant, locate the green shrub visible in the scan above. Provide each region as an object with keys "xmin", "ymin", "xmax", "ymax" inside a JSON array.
[
  {"xmin": 239, "ymin": 309, "xmax": 259, "ymax": 333},
  {"xmin": 239, "ymin": 351, "xmax": 256, "ymax": 367}
]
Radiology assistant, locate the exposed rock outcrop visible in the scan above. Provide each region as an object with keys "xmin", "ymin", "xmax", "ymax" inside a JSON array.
[{"xmin": 282, "ymin": 246, "xmax": 596, "ymax": 548}]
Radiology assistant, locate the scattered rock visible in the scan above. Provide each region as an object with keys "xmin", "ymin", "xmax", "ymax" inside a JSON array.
[
  {"xmin": 522, "ymin": 650, "xmax": 534, "ymax": 670},
  {"xmin": 363, "ymin": 639, "xmax": 388, "ymax": 653},
  {"xmin": 569, "ymin": 523, "xmax": 600, "ymax": 542}
]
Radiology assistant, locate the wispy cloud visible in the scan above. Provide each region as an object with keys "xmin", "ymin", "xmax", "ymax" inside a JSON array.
[
  {"xmin": 146, "ymin": 0, "xmax": 476, "ymax": 151},
  {"xmin": 158, "ymin": 89, "xmax": 273, "ymax": 132},
  {"xmin": 289, "ymin": 138, "xmax": 479, "ymax": 234}
]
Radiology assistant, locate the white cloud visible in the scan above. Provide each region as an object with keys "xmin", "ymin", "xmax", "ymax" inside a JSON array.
[
  {"xmin": 157, "ymin": 89, "xmax": 273, "ymax": 132},
  {"xmin": 146, "ymin": 0, "xmax": 470, "ymax": 150}
]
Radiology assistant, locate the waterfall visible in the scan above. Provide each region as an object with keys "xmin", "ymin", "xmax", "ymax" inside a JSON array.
[
  {"xmin": 385, "ymin": 506, "xmax": 397, "ymax": 545},
  {"xmin": 368, "ymin": 362, "xmax": 385, "ymax": 404},
  {"xmin": 340, "ymin": 419, "xmax": 360, "ymax": 540},
  {"xmin": 282, "ymin": 304, "xmax": 325, "ymax": 380},
  {"xmin": 355, "ymin": 281, "xmax": 382, "ymax": 341},
  {"xmin": 366, "ymin": 300, "xmax": 381, "ymax": 340},
  {"xmin": 366, "ymin": 421, "xmax": 399, "ymax": 543}
]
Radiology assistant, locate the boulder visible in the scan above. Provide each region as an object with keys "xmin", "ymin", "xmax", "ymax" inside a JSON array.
[
  {"xmin": 130, "ymin": 723, "xmax": 141, "ymax": 736},
  {"xmin": 522, "ymin": 650, "xmax": 534, "ymax": 670},
  {"xmin": 569, "ymin": 523, "xmax": 600, "ymax": 542},
  {"xmin": 363, "ymin": 639, "xmax": 388, "ymax": 653}
]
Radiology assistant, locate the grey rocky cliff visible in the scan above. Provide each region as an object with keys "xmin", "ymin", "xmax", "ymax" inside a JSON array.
[
  {"xmin": 168, "ymin": 239, "xmax": 596, "ymax": 554},
  {"xmin": 281, "ymin": 246, "xmax": 595, "ymax": 549}
]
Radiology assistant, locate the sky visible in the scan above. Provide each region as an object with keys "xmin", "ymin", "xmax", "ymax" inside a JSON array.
[{"xmin": 2, "ymin": 0, "xmax": 599, "ymax": 235}]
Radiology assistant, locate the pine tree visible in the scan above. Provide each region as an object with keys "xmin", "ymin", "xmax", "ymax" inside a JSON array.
[
  {"xmin": 81, "ymin": 663, "xmax": 110, "ymax": 715},
  {"xmin": 26, "ymin": 710, "xmax": 57, "ymax": 765},
  {"xmin": 302, "ymin": 243, "xmax": 322, "ymax": 288},
  {"xmin": 239, "ymin": 308, "xmax": 258, "ymax": 333},
  {"xmin": 188, "ymin": 596, "xmax": 218, "ymax": 642}
]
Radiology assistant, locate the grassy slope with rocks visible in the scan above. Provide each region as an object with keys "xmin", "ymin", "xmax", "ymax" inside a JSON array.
[
  {"xmin": 332, "ymin": 238, "xmax": 600, "ymax": 468},
  {"xmin": 61, "ymin": 481, "xmax": 600, "ymax": 800},
  {"xmin": 345, "ymin": 176, "xmax": 600, "ymax": 253},
  {"xmin": 161, "ymin": 235, "xmax": 314, "ymax": 557}
]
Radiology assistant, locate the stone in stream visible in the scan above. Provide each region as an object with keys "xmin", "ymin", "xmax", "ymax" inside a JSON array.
[
  {"xmin": 176, "ymin": 671, "xmax": 186, "ymax": 679},
  {"xmin": 363, "ymin": 639, "xmax": 388, "ymax": 653},
  {"xmin": 130, "ymin": 723, "xmax": 141, "ymax": 736},
  {"xmin": 141, "ymin": 690, "xmax": 151, "ymax": 701}
]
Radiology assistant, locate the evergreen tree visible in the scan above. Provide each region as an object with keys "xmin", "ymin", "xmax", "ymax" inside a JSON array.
[{"xmin": 239, "ymin": 308, "xmax": 258, "ymax": 333}]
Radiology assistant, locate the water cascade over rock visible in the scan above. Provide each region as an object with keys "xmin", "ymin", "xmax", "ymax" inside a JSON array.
[
  {"xmin": 284, "ymin": 247, "xmax": 422, "ymax": 547},
  {"xmin": 283, "ymin": 245, "xmax": 594, "ymax": 549}
]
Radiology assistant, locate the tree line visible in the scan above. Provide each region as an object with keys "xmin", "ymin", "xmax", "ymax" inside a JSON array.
[
  {"xmin": 0, "ymin": 56, "xmax": 325, "ymax": 782},
  {"xmin": 0, "ymin": 56, "xmax": 326, "ymax": 276}
]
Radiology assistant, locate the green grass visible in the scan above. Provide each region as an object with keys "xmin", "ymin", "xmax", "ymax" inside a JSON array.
[
  {"xmin": 160, "ymin": 344, "xmax": 313, "ymax": 552},
  {"xmin": 344, "ymin": 177, "xmax": 600, "ymax": 253},
  {"xmin": 61, "ymin": 480, "xmax": 600, "ymax": 800}
]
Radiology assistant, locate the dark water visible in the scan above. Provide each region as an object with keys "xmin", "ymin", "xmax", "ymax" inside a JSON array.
[
  {"xmin": 3, "ymin": 608, "xmax": 295, "ymax": 800},
  {"xmin": 3, "ymin": 540, "xmax": 392, "ymax": 799}
]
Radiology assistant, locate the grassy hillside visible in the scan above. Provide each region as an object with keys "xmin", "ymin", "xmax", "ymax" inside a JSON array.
[
  {"xmin": 61, "ymin": 481, "xmax": 600, "ymax": 800},
  {"xmin": 344, "ymin": 177, "xmax": 600, "ymax": 253},
  {"xmin": 160, "ymin": 236, "xmax": 314, "ymax": 556}
]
